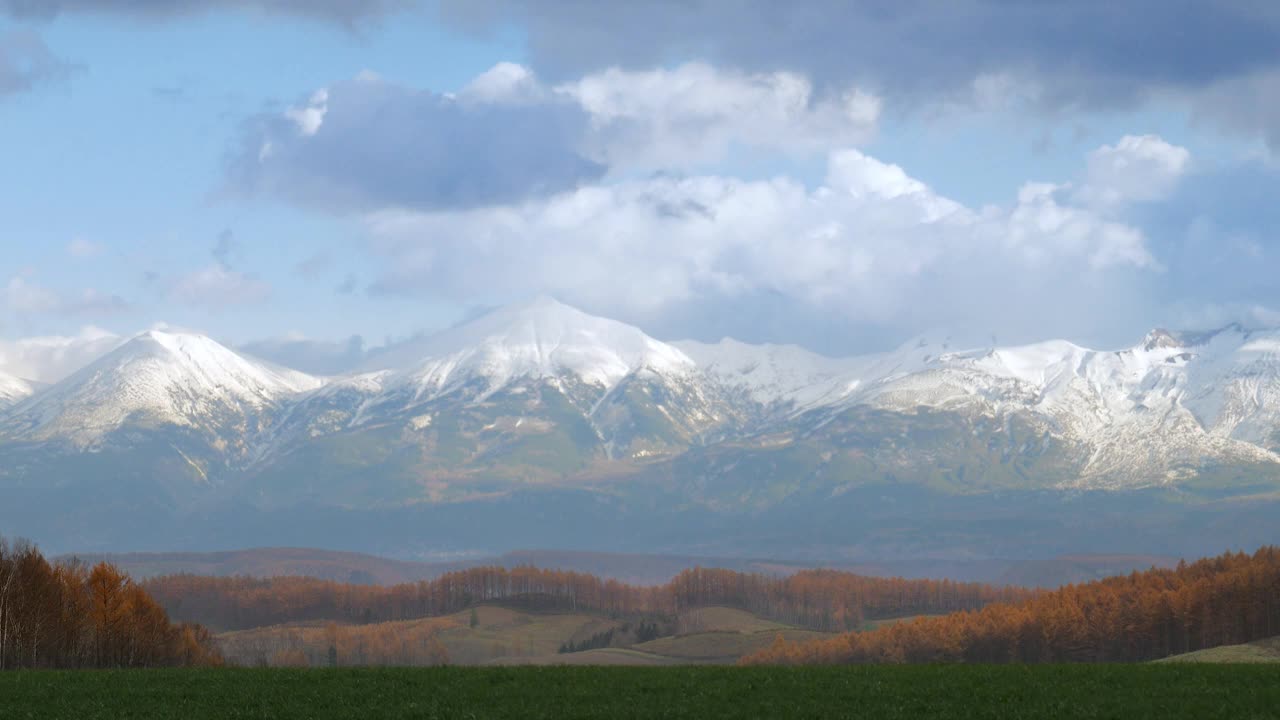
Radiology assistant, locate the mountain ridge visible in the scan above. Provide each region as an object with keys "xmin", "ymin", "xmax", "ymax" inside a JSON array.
[{"xmin": 1, "ymin": 299, "xmax": 1278, "ymax": 556}]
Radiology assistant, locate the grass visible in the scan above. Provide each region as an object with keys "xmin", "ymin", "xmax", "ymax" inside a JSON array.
[
  {"xmin": 3, "ymin": 665, "xmax": 1280, "ymax": 719},
  {"xmin": 1156, "ymin": 636, "xmax": 1280, "ymax": 664},
  {"xmin": 216, "ymin": 606, "xmax": 624, "ymax": 667},
  {"xmin": 634, "ymin": 629, "xmax": 831, "ymax": 662},
  {"xmin": 674, "ymin": 606, "xmax": 791, "ymax": 634},
  {"xmin": 216, "ymin": 605, "xmax": 939, "ymax": 667},
  {"xmin": 490, "ymin": 648, "xmax": 680, "ymax": 666},
  {"xmin": 434, "ymin": 607, "xmax": 621, "ymax": 664}
]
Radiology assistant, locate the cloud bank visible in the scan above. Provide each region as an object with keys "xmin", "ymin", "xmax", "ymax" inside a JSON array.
[{"xmin": 360, "ymin": 136, "xmax": 1184, "ymax": 351}]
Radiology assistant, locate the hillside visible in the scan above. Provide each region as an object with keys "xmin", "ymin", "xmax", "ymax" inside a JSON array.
[
  {"xmin": 144, "ymin": 565, "xmax": 1029, "ymax": 634},
  {"xmin": 1156, "ymin": 637, "xmax": 1280, "ymax": 664},
  {"xmin": 216, "ymin": 604, "xmax": 837, "ymax": 667},
  {"xmin": 66, "ymin": 547, "xmax": 896, "ymax": 586},
  {"xmin": 747, "ymin": 547, "xmax": 1280, "ymax": 665}
]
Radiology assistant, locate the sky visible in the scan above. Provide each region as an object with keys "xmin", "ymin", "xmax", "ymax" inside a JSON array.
[{"xmin": 1, "ymin": 1, "xmax": 1279, "ymax": 379}]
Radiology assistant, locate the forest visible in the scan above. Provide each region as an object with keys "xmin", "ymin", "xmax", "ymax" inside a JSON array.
[
  {"xmin": 743, "ymin": 547, "xmax": 1280, "ymax": 664},
  {"xmin": 9, "ymin": 530, "xmax": 1279, "ymax": 670},
  {"xmin": 0, "ymin": 538, "xmax": 221, "ymax": 669},
  {"xmin": 145, "ymin": 564, "xmax": 1032, "ymax": 633}
]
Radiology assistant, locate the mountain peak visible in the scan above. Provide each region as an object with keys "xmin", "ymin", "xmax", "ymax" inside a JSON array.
[
  {"xmin": 468, "ymin": 295, "xmax": 601, "ymax": 333},
  {"xmin": 373, "ymin": 297, "xmax": 694, "ymax": 393},
  {"xmin": 1, "ymin": 329, "xmax": 321, "ymax": 444},
  {"xmin": 1142, "ymin": 328, "xmax": 1182, "ymax": 351}
]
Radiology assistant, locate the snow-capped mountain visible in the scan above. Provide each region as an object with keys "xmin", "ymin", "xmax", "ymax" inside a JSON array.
[
  {"xmin": 0, "ymin": 372, "xmax": 36, "ymax": 410},
  {"xmin": 268, "ymin": 298, "xmax": 737, "ymax": 481},
  {"xmin": 366, "ymin": 296, "xmax": 697, "ymax": 395},
  {"xmin": 0, "ymin": 329, "xmax": 322, "ymax": 449},
  {"xmin": 0, "ymin": 301, "xmax": 1278, "ymax": 510},
  {"xmin": 807, "ymin": 327, "xmax": 1280, "ymax": 486},
  {"xmin": 674, "ymin": 338, "xmax": 865, "ymax": 412}
]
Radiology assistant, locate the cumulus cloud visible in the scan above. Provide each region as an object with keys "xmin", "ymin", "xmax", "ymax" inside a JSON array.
[
  {"xmin": 459, "ymin": 62, "xmax": 544, "ymax": 104},
  {"xmin": 284, "ymin": 88, "xmax": 328, "ymax": 136},
  {"xmin": 436, "ymin": 2, "xmax": 1280, "ymax": 155},
  {"xmin": 0, "ymin": 30, "xmax": 73, "ymax": 97},
  {"xmin": 1076, "ymin": 134, "xmax": 1192, "ymax": 208},
  {"xmin": 359, "ymin": 138, "xmax": 1175, "ymax": 350},
  {"xmin": 557, "ymin": 62, "xmax": 880, "ymax": 170},
  {"xmin": 229, "ymin": 63, "xmax": 878, "ymax": 213},
  {"xmin": 439, "ymin": 2, "xmax": 1280, "ymax": 110},
  {"xmin": 228, "ymin": 72, "xmax": 603, "ymax": 212},
  {"xmin": 0, "ymin": 326, "xmax": 121, "ymax": 383}
]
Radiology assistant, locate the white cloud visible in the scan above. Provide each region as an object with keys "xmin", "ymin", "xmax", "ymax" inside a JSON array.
[
  {"xmin": 1076, "ymin": 134, "xmax": 1191, "ymax": 208},
  {"xmin": 234, "ymin": 63, "xmax": 881, "ymax": 214},
  {"xmin": 558, "ymin": 62, "xmax": 881, "ymax": 170},
  {"xmin": 0, "ymin": 326, "xmax": 121, "ymax": 383},
  {"xmin": 169, "ymin": 265, "xmax": 272, "ymax": 308},
  {"xmin": 460, "ymin": 62, "xmax": 544, "ymax": 104},
  {"xmin": 1007, "ymin": 183, "xmax": 1157, "ymax": 270},
  {"xmin": 362, "ymin": 142, "xmax": 1160, "ymax": 338},
  {"xmin": 284, "ymin": 88, "xmax": 329, "ymax": 136}
]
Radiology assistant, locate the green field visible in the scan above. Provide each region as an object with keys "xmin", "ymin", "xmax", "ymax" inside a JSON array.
[{"xmin": 4, "ymin": 665, "xmax": 1280, "ymax": 719}]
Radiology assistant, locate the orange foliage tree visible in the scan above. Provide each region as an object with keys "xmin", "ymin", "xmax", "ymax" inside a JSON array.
[
  {"xmin": 743, "ymin": 547, "xmax": 1280, "ymax": 665},
  {"xmin": 145, "ymin": 563, "xmax": 1031, "ymax": 633},
  {"xmin": 0, "ymin": 537, "xmax": 221, "ymax": 669}
]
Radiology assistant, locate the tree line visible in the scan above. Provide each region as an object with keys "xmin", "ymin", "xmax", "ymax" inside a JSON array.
[
  {"xmin": 743, "ymin": 546, "xmax": 1280, "ymax": 665},
  {"xmin": 0, "ymin": 538, "xmax": 221, "ymax": 669},
  {"xmin": 220, "ymin": 618, "xmax": 453, "ymax": 668},
  {"xmin": 145, "ymin": 564, "xmax": 1032, "ymax": 633}
]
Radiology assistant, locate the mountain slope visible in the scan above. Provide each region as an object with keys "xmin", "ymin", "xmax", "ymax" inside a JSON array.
[
  {"xmin": 1, "ymin": 302, "xmax": 1279, "ymax": 552},
  {"xmin": 0, "ymin": 329, "xmax": 322, "ymax": 449},
  {"xmin": 837, "ymin": 329, "xmax": 1280, "ymax": 487},
  {"xmin": 0, "ymin": 371, "xmax": 36, "ymax": 410},
  {"xmin": 367, "ymin": 296, "xmax": 695, "ymax": 394}
]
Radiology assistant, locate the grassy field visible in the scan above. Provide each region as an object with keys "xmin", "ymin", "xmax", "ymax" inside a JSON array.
[
  {"xmin": 673, "ymin": 606, "xmax": 791, "ymax": 634},
  {"xmin": 633, "ymin": 628, "xmax": 831, "ymax": 662},
  {"xmin": 3, "ymin": 665, "xmax": 1280, "ymax": 719},
  {"xmin": 491, "ymin": 647, "xmax": 681, "ymax": 666},
  {"xmin": 217, "ymin": 605, "xmax": 626, "ymax": 666},
  {"xmin": 216, "ymin": 605, "xmax": 840, "ymax": 667},
  {"xmin": 1156, "ymin": 636, "xmax": 1280, "ymax": 664}
]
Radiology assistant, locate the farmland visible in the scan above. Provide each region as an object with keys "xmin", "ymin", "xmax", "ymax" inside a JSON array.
[{"xmin": 3, "ymin": 665, "xmax": 1279, "ymax": 719}]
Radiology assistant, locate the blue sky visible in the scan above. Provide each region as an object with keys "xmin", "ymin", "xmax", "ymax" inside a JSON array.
[{"xmin": 1, "ymin": 1, "xmax": 1278, "ymax": 378}]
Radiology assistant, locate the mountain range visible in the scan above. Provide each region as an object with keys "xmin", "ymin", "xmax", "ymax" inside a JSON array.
[{"xmin": 2, "ymin": 297, "xmax": 1278, "ymax": 565}]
